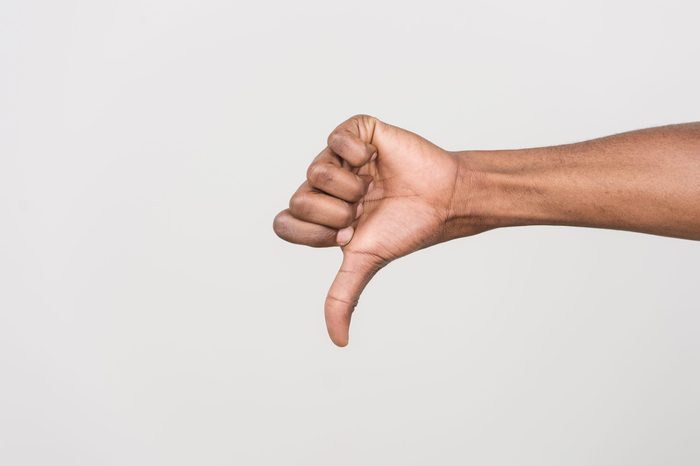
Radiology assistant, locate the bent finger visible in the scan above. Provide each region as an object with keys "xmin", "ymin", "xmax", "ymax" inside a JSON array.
[
  {"xmin": 289, "ymin": 186, "xmax": 357, "ymax": 229},
  {"xmin": 327, "ymin": 115, "xmax": 379, "ymax": 167},
  {"xmin": 272, "ymin": 209, "xmax": 337, "ymax": 247},
  {"xmin": 307, "ymin": 161, "xmax": 371, "ymax": 203}
]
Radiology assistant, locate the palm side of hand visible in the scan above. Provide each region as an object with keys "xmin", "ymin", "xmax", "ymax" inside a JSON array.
[
  {"xmin": 344, "ymin": 121, "xmax": 460, "ymax": 265},
  {"xmin": 274, "ymin": 115, "xmax": 464, "ymax": 346}
]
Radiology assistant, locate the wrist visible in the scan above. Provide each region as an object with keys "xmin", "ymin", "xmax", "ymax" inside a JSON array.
[{"xmin": 445, "ymin": 148, "xmax": 553, "ymax": 237}]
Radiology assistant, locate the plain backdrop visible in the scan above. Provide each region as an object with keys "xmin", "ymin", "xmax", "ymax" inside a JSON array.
[{"xmin": 1, "ymin": 1, "xmax": 699, "ymax": 465}]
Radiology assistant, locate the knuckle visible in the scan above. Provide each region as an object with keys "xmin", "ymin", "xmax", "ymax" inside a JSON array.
[
  {"xmin": 307, "ymin": 163, "xmax": 332, "ymax": 186},
  {"xmin": 272, "ymin": 211, "xmax": 289, "ymax": 238},
  {"xmin": 327, "ymin": 131, "xmax": 343, "ymax": 151},
  {"xmin": 351, "ymin": 114, "xmax": 378, "ymax": 130},
  {"xmin": 289, "ymin": 192, "xmax": 309, "ymax": 216},
  {"xmin": 351, "ymin": 113, "xmax": 371, "ymax": 121}
]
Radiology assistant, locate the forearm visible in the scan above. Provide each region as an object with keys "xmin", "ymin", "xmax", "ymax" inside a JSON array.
[{"xmin": 449, "ymin": 123, "xmax": 700, "ymax": 240}]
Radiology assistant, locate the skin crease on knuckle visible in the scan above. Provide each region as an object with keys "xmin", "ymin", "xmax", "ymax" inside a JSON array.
[
  {"xmin": 329, "ymin": 132, "xmax": 362, "ymax": 165},
  {"xmin": 272, "ymin": 211, "xmax": 297, "ymax": 244},
  {"xmin": 327, "ymin": 132, "xmax": 343, "ymax": 155},
  {"xmin": 307, "ymin": 163, "xmax": 332, "ymax": 188},
  {"xmin": 272, "ymin": 211, "xmax": 286, "ymax": 239},
  {"xmin": 289, "ymin": 192, "xmax": 310, "ymax": 219}
]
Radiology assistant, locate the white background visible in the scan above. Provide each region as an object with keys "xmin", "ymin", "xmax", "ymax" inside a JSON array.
[{"xmin": 1, "ymin": 1, "xmax": 699, "ymax": 465}]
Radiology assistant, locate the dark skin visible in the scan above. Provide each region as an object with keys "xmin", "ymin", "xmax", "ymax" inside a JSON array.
[{"xmin": 273, "ymin": 115, "xmax": 700, "ymax": 346}]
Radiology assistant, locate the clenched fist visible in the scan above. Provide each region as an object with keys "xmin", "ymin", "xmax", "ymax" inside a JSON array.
[{"xmin": 273, "ymin": 115, "xmax": 485, "ymax": 346}]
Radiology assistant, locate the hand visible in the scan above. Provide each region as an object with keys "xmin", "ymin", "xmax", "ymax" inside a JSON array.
[
  {"xmin": 274, "ymin": 117, "xmax": 700, "ymax": 346},
  {"xmin": 273, "ymin": 115, "xmax": 485, "ymax": 346}
]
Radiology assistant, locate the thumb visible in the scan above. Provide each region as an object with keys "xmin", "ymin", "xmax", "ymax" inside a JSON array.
[{"xmin": 325, "ymin": 250, "xmax": 384, "ymax": 347}]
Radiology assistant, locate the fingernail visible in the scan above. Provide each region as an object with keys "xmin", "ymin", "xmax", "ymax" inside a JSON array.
[
  {"xmin": 336, "ymin": 226, "xmax": 354, "ymax": 245},
  {"xmin": 367, "ymin": 181, "xmax": 375, "ymax": 192},
  {"xmin": 355, "ymin": 203, "xmax": 364, "ymax": 219},
  {"xmin": 370, "ymin": 152, "xmax": 378, "ymax": 161}
]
